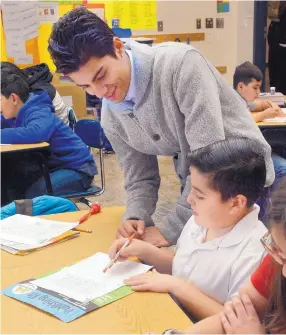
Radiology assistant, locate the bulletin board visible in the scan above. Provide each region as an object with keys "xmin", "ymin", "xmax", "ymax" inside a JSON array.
[{"xmin": 1, "ymin": 1, "xmax": 157, "ymax": 71}]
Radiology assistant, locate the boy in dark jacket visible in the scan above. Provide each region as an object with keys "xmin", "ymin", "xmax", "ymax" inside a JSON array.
[{"xmin": 1, "ymin": 66, "xmax": 97, "ymax": 199}]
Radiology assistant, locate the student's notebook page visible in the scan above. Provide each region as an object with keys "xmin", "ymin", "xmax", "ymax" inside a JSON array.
[
  {"xmin": 32, "ymin": 253, "xmax": 152, "ymax": 303},
  {"xmin": 0, "ymin": 214, "xmax": 78, "ymax": 246},
  {"xmin": 263, "ymin": 108, "xmax": 286, "ymax": 122}
]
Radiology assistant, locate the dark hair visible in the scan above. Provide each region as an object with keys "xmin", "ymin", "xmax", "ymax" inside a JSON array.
[
  {"xmin": 1, "ymin": 65, "xmax": 30, "ymax": 103},
  {"xmin": 265, "ymin": 177, "xmax": 286, "ymax": 334},
  {"xmin": 48, "ymin": 7, "xmax": 116, "ymax": 74},
  {"xmin": 188, "ymin": 138, "xmax": 266, "ymax": 207},
  {"xmin": 1, "ymin": 62, "xmax": 27, "ymax": 79},
  {"xmin": 233, "ymin": 61, "xmax": 263, "ymax": 89}
]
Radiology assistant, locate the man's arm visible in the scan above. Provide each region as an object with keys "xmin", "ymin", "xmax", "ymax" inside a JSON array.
[
  {"xmin": 104, "ymin": 128, "xmax": 160, "ymax": 228},
  {"xmin": 160, "ymin": 51, "xmax": 228, "ymax": 244},
  {"xmin": 160, "ymin": 177, "xmax": 192, "ymax": 244}
]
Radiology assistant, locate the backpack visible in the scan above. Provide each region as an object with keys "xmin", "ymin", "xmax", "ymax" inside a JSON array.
[{"xmin": 0, "ymin": 196, "xmax": 77, "ymax": 220}]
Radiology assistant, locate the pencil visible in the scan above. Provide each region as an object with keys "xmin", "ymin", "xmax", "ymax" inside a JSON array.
[
  {"xmin": 103, "ymin": 232, "xmax": 136, "ymax": 273},
  {"xmin": 73, "ymin": 227, "xmax": 92, "ymax": 233}
]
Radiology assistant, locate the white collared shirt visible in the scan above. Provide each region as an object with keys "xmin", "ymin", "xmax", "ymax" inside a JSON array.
[
  {"xmin": 125, "ymin": 50, "xmax": 136, "ymax": 103},
  {"xmin": 172, "ymin": 205, "xmax": 267, "ymax": 304}
]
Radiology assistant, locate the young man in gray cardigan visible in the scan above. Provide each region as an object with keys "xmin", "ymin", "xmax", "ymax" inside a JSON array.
[{"xmin": 48, "ymin": 7, "xmax": 274, "ymax": 246}]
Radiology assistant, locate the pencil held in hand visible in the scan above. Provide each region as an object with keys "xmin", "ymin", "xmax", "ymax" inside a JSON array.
[{"xmin": 103, "ymin": 233, "xmax": 136, "ymax": 273}]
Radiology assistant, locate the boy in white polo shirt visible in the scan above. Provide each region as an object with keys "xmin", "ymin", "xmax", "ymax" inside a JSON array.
[{"xmin": 108, "ymin": 138, "xmax": 267, "ymax": 320}]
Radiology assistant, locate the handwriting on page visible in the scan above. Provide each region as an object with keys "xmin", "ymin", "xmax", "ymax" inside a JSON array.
[
  {"xmin": 33, "ymin": 253, "xmax": 152, "ymax": 303},
  {"xmin": 0, "ymin": 214, "xmax": 78, "ymax": 245},
  {"xmin": 34, "ymin": 269, "xmax": 122, "ymax": 303}
]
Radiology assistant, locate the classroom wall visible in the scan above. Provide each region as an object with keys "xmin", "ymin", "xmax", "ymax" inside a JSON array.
[
  {"xmin": 1, "ymin": 1, "xmax": 254, "ymax": 85},
  {"xmin": 133, "ymin": 0, "xmax": 255, "ymax": 84}
]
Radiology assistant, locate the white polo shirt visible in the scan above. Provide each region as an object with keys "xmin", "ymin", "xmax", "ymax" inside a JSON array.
[{"xmin": 172, "ymin": 205, "xmax": 267, "ymax": 304}]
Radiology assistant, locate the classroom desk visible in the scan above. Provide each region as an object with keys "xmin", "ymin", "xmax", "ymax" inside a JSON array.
[
  {"xmin": 257, "ymin": 121, "xmax": 286, "ymax": 130},
  {"xmin": 1, "ymin": 142, "xmax": 53, "ymax": 196},
  {"xmin": 1, "ymin": 207, "xmax": 191, "ymax": 334},
  {"xmin": 0, "ymin": 142, "xmax": 49, "ymax": 153}
]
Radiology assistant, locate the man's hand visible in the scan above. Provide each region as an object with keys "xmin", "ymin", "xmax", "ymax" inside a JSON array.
[
  {"xmin": 116, "ymin": 219, "xmax": 145, "ymax": 239},
  {"xmin": 124, "ymin": 269, "xmax": 180, "ymax": 293},
  {"xmin": 142, "ymin": 226, "xmax": 170, "ymax": 247}
]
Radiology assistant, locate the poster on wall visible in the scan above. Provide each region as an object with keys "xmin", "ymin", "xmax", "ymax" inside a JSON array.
[
  {"xmin": 217, "ymin": 0, "xmax": 230, "ymax": 13},
  {"xmin": 98, "ymin": 1, "xmax": 157, "ymax": 30},
  {"xmin": 38, "ymin": 2, "xmax": 59, "ymax": 23},
  {"xmin": 1, "ymin": 1, "xmax": 38, "ymax": 64}
]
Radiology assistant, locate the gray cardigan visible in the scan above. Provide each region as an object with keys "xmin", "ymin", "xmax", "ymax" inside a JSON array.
[{"xmin": 101, "ymin": 41, "xmax": 274, "ymax": 244}]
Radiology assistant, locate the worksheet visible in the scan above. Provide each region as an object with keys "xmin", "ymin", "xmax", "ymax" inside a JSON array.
[
  {"xmin": 32, "ymin": 253, "xmax": 152, "ymax": 303},
  {"xmin": 0, "ymin": 214, "xmax": 78, "ymax": 246}
]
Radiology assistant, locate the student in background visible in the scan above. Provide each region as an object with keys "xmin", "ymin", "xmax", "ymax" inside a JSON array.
[
  {"xmin": 234, "ymin": 61, "xmax": 286, "ymax": 224},
  {"xmin": 1, "ymin": 62, "xmax": 69, "ymax": 126},
  {"xmin": 233, "ymin": 61, "xmax": 284, "ymax": 122},
  {"xmin": 181, "ymin": 178, "xmax": 286, "ymax": 335},
  {"xmin": 1, "ymin": 66, "xmax": 97, "ymax": 198},
  {"xmin": 108, "ymin": 138, "xmax": 267, "ymax": 320}
]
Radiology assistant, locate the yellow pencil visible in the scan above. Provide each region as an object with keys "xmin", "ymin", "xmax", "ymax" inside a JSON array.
[
  {"xmin": 73, "ymin": 227, "xmax": 92, "ymax": 233},
  {"xmin": 103, "ymin": 232, "xmax": 136, "ymax": 273}
]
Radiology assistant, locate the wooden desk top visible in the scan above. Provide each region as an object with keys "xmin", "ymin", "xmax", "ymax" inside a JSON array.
[
  {"xmin": 257, "ymin": 121, "xmax": 286, "ymax": 127},
  {"xmin": 1, "ymin": 207, "xmax": 191, "ymax": 334},
  {"xmin": 0, "ymin": 142, "xmax": 49, "ymax": 153}
]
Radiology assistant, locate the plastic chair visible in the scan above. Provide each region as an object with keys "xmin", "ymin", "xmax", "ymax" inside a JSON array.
[
  {"xmin": 112, "ymin": 28, "xmax": 132, "ymax": 38},
  {"xmin": 60, "ymin": 119, "xmax": 105, "ymax": 207},
  {"xmin": 67, "ymin": 107, "xmax": 77, "ymax": 131}
]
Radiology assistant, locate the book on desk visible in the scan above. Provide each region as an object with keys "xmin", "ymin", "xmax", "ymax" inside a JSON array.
[
  {"xmin": 259, "ymin": 92, "xmax": 285, "ymax": 106},
  {"xmin": 0, "ymin": 214, "xmax": 80, "ymax": 255}
]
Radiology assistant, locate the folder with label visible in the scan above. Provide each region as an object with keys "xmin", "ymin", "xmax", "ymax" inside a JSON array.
[{"xmin": 2, "ymin": 253, "xmax": 152, "ymax": 322}]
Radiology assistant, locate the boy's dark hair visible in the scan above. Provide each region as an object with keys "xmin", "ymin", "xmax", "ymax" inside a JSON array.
[
  {"xmin": 48, "ymin": 7, "xmax": 116, "ymax": 74},
  {"xmin": 233, "ymin": 61, "xmax": 263, "ymax": 89},
  {"xmin": 1, "ymin": 66, "xmax": 30, "ymax": 103},
  {"xmin": 1, "ymin": 62, "xmax": 27, "ymax": 78},
  {"xmin": 188, "ymin": 138, "xmax": 266, "ymax": 207}
]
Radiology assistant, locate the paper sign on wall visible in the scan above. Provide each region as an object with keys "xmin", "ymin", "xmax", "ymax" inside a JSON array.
[
  {"xmin": 100, "ymin": 1, "xmax": 157, "ymax": 30},
  {"xmin": 38, "ymin": 2, "xmax": 59, "ymax": 23},
  {"xmin": 2, "ymin": 1, "xmax": 39, "ymax": 64}
]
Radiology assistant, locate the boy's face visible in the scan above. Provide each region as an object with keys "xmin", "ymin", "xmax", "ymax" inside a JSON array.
[
  {"xmin": 68, "ymin": 37, "xmax": 131, "ymax": 103},
  {"xmin": 187, "ymin": 167, "xmax": 247, "ymax": 229},
  {"xmin": 237, "ymin": 79, "xmax": 262, "ymax": 102},
  {"xmin": 0, "ymin": 94, "xmax": 21, "ymax": 119}
]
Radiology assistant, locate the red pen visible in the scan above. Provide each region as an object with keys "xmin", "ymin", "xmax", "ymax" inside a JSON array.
[{"xmin": 79, "ymin": 202, "xmax": 101, "ymax": 224}]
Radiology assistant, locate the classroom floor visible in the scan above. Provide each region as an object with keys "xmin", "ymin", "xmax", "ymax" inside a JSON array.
[{"xmin": 83, "ymin": 153, "xmax": 181, "ymax": 229}]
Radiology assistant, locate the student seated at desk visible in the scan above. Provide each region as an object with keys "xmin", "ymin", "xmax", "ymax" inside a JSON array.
[
  {"xmin": 0, "ymin": 66, "xmax": 97, "ymax": 198},
  {"xmin": 1, "ymin": 62, "xmax": 69, "ymax": 126},
  {"xmin": 108, "ymin": 138, "xmax": 267, "ymax": 321},
  {"xmin": 233, "ymin": 61, "xmax": 284, "ymax": 122},
  {"xmin": 183, "ymin": 178, "xmax": 286, "ymax": 335},
  {"xmin": 233, "ymin": 61, "xmax": 286, "ymax": 223}
]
